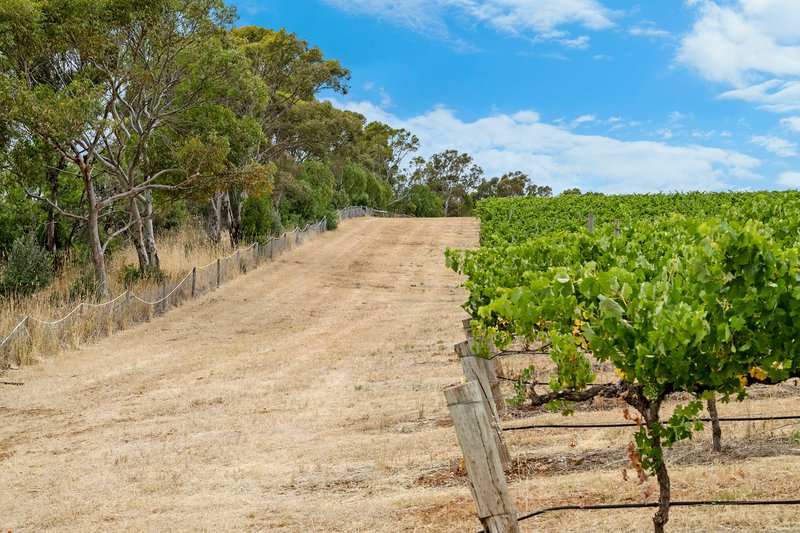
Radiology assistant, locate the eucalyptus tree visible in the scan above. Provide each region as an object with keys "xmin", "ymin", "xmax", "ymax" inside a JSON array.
[
  {"xmin": 359, "ymin": 121, "xmax": 419, "ymax": 193},
  {"xmin": 0, "ymin": 0, "xmax": 239, "ymax": 292},
  {"xmin": 216, "ymin": 26, "xmax": 349, "ymax": 243},
  {"xmin": 474, "ymin": 171, "xmax": 553, "ymax": 201},
  {"xmin": 412, "ymin": 149, "xmax": 483, "ymax": 216}
]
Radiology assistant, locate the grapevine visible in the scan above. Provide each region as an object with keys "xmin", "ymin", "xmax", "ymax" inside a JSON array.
[{"xmin": 448, "ymin": 192, "xmax": 800, "ymax": 532}]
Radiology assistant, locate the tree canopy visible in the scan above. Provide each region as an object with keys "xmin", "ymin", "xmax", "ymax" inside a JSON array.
[{"xmin": 0, "ymin": 0, "xmax": 557, "ymax": 295}]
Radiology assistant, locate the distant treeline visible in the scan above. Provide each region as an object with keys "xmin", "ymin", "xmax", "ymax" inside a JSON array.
[{"xmin": 0, "ymin": 0, "xmax": 554, "ymax": 296}]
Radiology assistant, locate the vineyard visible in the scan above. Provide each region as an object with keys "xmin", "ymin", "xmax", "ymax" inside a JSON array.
[
  {"xmin": 1, "ymin": 209, "xmax": 799, "ymax": 532},
  {"xmin": 447, "ymin": 192, "xmax": 800, "ymax": 532}
]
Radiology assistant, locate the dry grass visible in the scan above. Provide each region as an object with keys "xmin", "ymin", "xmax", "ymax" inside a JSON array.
[
  {"xmin": 1, "ymin": 217, "xmax": 798, "ymax": 532},
  {"xmin": 0, "ymin": 221, "xmax": 277, "ymax": 368}
]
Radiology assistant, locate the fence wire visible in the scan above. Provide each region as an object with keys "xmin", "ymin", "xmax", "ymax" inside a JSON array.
[{"xmin": 1, "ymin": 209, "xmax": 396, "ymax": 367}]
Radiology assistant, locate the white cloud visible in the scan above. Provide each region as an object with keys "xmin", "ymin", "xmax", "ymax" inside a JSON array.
[
  {"xmin": 720, "ymin": 79, "xmax": 800, "ymax": 112},
  {"xmin": 558, "ymin": 35, "xmax": 591, "ymax": 49},
  {"xmin": 570, "ymin": 114, "xmax": 597, "ymax": 127},
  {"xmin": 678, "ymin": 0, "xmax": 800, "ymax": 86},
  {"xmin": 780, "ymin": 116, "xmax": 800, "ymax": 132},
  {"xmin": 512, "ymin": 110, "xmax": 540, "ymax": 123},
  {"xmin": 668, "ymin": 111, "xmax": 688, "ymax": 122},
  {"xmin": 656, "ymin": 128, "xmax": 674, "ymax": 140},
  {"xmin": 322, "ymin": 0, "xmax": 456, "ymax": 43},
  {"xmin": 459, "ymin": 0, "xmax": 615, "ymax": 34},
  {"xmin": 629, "ymin": 25, "xmax": 673, "ymax": 40},
  {"xmin": 778, "ymin": 171, "xmax": 800, "ymax": 187},
  {"xmin": 749, "ymin": 135, "xmax": 798, "ymax": 157},
  {"xmin": 328, "ymin": 98, "xmax": 761, "ymax": 193},
  {"xmin": 323, "ymin": 0, "xmax": 616, "ymax": 47},
  {"xmin": 678, "ymin": 1, "xmax": 800, "ymax": 112},
  {"xmin": 364, "ymin": 83, "xmax": 393, "ymax": 109}
]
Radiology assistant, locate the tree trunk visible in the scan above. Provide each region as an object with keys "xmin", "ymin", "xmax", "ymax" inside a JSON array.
[
  {"xmin": 45, "ymin": 158, "xmax": 64, "ymax": 254},
  {"xmin": 226, "ymin": 189, "xmax": 245, "ymax": 248},
  {"xmin": 142, "ymin": 190, "xmax": 160, "ymax": 271},
  {"xmin": 87, "ymin": 204, "xmax": 107, "ymax": 296},
  {"xmin": 129, "ymin": 197, "xmax": 150, "ymax": 272},
  {"xmin": 210, "ymin": 191, "xmax": 224, "ymax": 244},
  {"xmin": 79, "ymin": 159, "xmax": 107, "ymax": 296},
  {"xmin": 707, "ymin": 397, "xmax": 722, "ymax": 453}
]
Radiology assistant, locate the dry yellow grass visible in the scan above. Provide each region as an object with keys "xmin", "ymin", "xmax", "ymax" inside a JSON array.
[
  {"xmin": 0, "ymin": 222, "xmax": 273, "ymax": 367},
  {"xmin": 1, "ymin": 217, "xmax": 798, "ymax": 532}
]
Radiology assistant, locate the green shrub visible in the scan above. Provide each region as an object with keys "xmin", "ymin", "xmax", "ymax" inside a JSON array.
[
  {"xmin": 118, "ymin": 264, "xmax": 163, "ymax": 288},
  {"xmin": 242, "ymin": 195, "xmax": 282, "ymax": 241},
  {"xmin": 2, "ymin": 233, "xmax": 53, "ymax": 296},
  {"xmin": 68, "ymin": 268, "xmax": 102, "ymax": 302},
  {"xmin": 324, "ymin": 209, "xmax": 339, "ymax": 230}
]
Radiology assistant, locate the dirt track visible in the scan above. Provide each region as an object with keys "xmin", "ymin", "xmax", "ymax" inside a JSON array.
[{"xmin": 0, "ymin": 217, "xmax": 481, "ymax": 532}]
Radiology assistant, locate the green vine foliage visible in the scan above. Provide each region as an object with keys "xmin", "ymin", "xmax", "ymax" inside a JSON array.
[
  {"xmin": 507, "ymin": 365, "xmax": 535, "ymax": 406},
  {"xmin": 447, "ymin": 192, "xmax": 800, "ymax": 475}
]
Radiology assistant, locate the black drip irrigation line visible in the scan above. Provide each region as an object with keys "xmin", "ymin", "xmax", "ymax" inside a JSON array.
[
  {"xmin": 503, "ymin": 414, "xmax": 800, "ymax": 431},
  {"xmin": 473, "ymin": 500, "xmax": 800, "ymax": 532},
  {"xmin": 518, "ymin": 499, "xmax": 800, "ymax": 521}
]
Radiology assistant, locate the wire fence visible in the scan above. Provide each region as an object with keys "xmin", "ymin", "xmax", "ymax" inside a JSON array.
[{"xmin": 0, "ymin": 207, "xmax": 401, "ymax": 369}]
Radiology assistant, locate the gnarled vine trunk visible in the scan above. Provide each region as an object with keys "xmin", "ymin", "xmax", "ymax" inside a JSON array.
[
  {"xmin": 638, "ymin": 395, "xmax": 670, "ymax": 533},
  {"xmin": 707, "ymin": 397, "xmax": 722, "ymax": 453}
]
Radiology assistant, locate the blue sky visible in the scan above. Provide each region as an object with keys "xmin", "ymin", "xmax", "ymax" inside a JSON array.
[{"xmin": 231, "ymin": 0, "xmax": 800, "ymax": 194}]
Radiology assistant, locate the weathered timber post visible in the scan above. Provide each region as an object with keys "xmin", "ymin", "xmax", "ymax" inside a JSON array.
[
  {"xmin": 463, "ymin": 318, "xmax": 506, "ymax": 380},
  {"xmin": 463, "ymin": 317, "xmax": 473, "ymax": 339},
  {"xmin": 191, "ymin": 267, "xmax": 197, "ymax": 298},
  {"xmin": 455, "ymin": 341, "xmax": 511, "ymax": 468},
  {"xmin": 588, "ymin": 213, "xmax": 595, "ymax": 233},
  {"xmin": 254, "ymin": 242, "xmax": 259, "ymax": 265},
  {"xmin": 216, "ymin": 258, "xmax": 221, "ymax": 288},
  {"xmin": 707, "ymin": 396, "xmax": 722, "ymax": 452},
  {"xmin": 445, "ymin": 381, "xmax": 519, "ymax": 533},
  {"xmin": 21, "ymin": 316, "xmax": 30, "ymax": 364},
  {"xmin": 161, "ymin": 279, "xmax": 168, "ymax": 314}
]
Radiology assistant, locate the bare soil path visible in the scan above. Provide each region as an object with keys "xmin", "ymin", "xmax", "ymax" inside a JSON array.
[{"xmin": 0, "ymin": 217, "xmax": 480, "ymax": 532}]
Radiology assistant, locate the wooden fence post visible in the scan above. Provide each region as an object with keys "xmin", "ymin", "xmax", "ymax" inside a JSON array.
[
  {"xmin": 216, "ymin": 258, "xmax": 221, "ymax": 288},
  {"xmin": 254, "ymin": 242, "xmax": 259, "ymax": 265},
  {"xmin": 445, "ymin": 381, "xmax": 519, "ymax": 533},
  {"xmin": 614, "ymin": 219, "xmax": 620, "ymax": 238},
  {"xmin": 463, "ymin": 318, "xmax": 506, "ymax": 380},
  {"xmin": 588, "ymin": 213, "xmax": 595, "ymax": 233},
  {"xmin": 455, "ymin": 341, "xmax": 511, "ymax": 469},
  {"xmin": 161, "ymin": 279, "xmax": 168, "ymax": 314},
  {"xmin": 191, "ymin": 267, "xmax": 197, "ymax": 298},
  {"xmin": 463, "ymin": 317, "xmax": 473, "ymax": 339}
]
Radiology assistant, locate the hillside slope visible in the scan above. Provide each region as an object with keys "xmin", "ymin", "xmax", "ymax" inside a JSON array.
[{"xmin": 0, "ymin": 217, "xmax": 481, "ymax": 532}]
